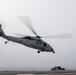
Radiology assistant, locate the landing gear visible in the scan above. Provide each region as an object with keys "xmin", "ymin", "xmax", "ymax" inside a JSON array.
[
  {"xmin": 53, "ymin": 51, "xmax": 55, "ymax": 54},
  {"xmin": 5, "ymin": 41, "xmax": 9, "ymax": 44},
  {"xmin": 37, "ymin": 51, "xmax": 41, "ymax": 53}
]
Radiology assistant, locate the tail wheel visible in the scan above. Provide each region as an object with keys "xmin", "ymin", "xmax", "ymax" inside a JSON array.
[{"xmin": 37, "ymin": 51, "xmax": 40, "ymax": 53}]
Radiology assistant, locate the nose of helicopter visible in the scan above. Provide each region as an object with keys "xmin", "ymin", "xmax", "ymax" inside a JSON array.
[
  {"xmin": 46, "ymin": 44, "xmax": 55, "ymax": 53},
  {"xmin": 51, "ymin": 48, "xmax": 55, "ymax": 53},
  {"xmin": 52, "ymin": 48, "xmax": 55, "ymax": 53},
  {"xmin": 48, "ymin": 47, "xmax": 55, "ymax": 53}
]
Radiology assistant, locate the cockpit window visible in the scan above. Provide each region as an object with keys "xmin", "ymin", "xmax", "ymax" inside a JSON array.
[{"xmin": 44, "ymin": 43, "xmax": 46, "ymax": 47}]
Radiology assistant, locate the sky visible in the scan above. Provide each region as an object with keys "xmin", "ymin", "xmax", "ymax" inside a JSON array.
[{"xmin": 0, "ymin": 0, "xmax": 76, "ymax": 71}]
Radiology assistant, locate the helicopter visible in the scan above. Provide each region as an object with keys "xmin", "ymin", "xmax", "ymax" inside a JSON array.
[{"xmin": 0, "ymin": 16, "xmax": 72, "ymax": 53}]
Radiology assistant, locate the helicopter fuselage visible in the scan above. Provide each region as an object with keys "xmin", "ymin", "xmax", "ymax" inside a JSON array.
[{"xmin": 2, "ymin": 35, "xmax": 55, "ymax": 53}]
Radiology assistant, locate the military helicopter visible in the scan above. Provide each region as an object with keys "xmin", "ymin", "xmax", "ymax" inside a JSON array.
[{"xmin": 0, "ymin": 16, "xmax": 72, "ymax": 53}]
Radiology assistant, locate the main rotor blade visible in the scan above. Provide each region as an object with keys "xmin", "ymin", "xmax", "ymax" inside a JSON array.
[
  {"xmin": 41, "ymin": 33, "xmax": 72, "ymax": 39},
  {"xmin": 15, "ymin": 33, "xmax": 72, "ymax": 39},
  {"xmin": 19, "ymin": 16, "xmax": 38, "ymax": 36}
]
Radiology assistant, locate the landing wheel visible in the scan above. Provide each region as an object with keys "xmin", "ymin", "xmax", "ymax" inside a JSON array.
[
  {"xmin": 53, "ymin": 51, "xmax": 55, "ymax": 54},
  {"xmin": 37, "ymin": 51, "xmax": 40, "ymax": 53},
  {"xmin": 5, "ymin": 42, "xmax": 7, "ymax": 44},
  {"xmin": 5, "ymin": 41, "xmax": 9, "ymax": 44}
]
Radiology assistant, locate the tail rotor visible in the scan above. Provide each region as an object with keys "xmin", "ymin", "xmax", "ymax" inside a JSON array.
[
  {"xmin": 0, "ymin": 20, "xmax": 7, "ymax": 29},
  {"xmin": 0, "ymin": 20, "xmax": 6, "ymax": 37}
]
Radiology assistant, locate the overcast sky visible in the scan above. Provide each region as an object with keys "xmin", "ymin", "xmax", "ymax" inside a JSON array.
[{"xmin": 0, "ymin": 0, "xmax": 76, "ymax": 71}]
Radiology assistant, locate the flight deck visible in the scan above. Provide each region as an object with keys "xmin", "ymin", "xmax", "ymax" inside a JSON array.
[{"xmin": 0, "ymin": 70, "xmax": 76, "ymax": 75}]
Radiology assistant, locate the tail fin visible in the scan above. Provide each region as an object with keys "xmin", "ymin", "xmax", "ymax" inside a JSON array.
[{"xmin": 0, "ymin": 24, "xmax": 5, "ymax": 37}]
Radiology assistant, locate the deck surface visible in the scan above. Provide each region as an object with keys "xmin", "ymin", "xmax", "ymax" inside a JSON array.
[{"xmin": 0, "ymin": 70, "xmax": 76, "ymax": 75}]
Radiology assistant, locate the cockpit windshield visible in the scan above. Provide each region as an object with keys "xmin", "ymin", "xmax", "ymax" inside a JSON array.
[{"xmin": 44, "ymin": 43, "xmax": 46, "ymax": 47}]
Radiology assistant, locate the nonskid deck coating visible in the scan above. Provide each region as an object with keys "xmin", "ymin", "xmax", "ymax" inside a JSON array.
[{"xmin": 0, "ymin": 70, "xmax": 76, "ymax": 75}]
